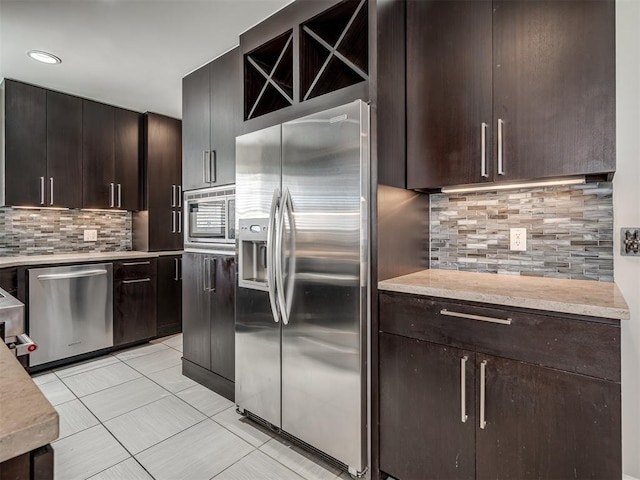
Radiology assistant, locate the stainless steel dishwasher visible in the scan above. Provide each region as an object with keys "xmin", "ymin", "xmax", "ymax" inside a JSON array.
[{"xmin": 28, "ymin": 263, "xmax": 113, "ymax": 367}]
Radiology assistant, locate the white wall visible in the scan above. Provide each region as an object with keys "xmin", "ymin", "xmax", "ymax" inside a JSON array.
[{"xmin": 615, "ymin": 1, "xmax": 640, "ymax": 478}]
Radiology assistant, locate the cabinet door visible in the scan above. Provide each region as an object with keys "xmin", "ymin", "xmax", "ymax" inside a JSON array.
[
  {"xmin": 379, "ymin": 332, "xmax": 475, "ymax": 480},
  {"xmin": 182, "ymin": 253, "xmax": 211, "ymax": 370},
  {"xmin": 476, "ymin": 354, "xmax": 621, "ymax": 480},
  {"xmin": 114, "ymin": 276, "xmax": 157, "ymax": 346},
  {"xmin": 210, "ymin": 255, "xmax": 235, "ymax": 381},
  {"xmin": 4, "ymin": 80, "xmax": 46, "ymax": 207},
  {"xmin": 493, "ymin": 0, "xmax": 615, "ymax": 181},
  {"xmin": 148, "ymin": 209, "xmax": 178, "ymax": 252},
  {"xmin": 115, "ymin": 109, "xmax": 141, "ymax": 211},
  {"xmin": 182, "ymin": 65, "xmax": 210, "ymax": 191},
  {"xmin": 157, "ymin": 256, "xmax": 182, "ymax": 337},
  {"xmin": 210, "ymin": 48, "xmax": 240, "ymax": 187},
  {"xmin": 406, "ymin": 0, "xmax": 493, "ymax": 190},
  {"xmin": 146, "ymin": 113, "xmax": 180, "ymax": 210},
  {"xmin": 83, "ymin": 100, "xmax": 115, "ymax": 209}
]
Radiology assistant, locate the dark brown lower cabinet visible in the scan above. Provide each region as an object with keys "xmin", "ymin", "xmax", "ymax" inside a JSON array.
[
  {"xmin": 157, "ymin": 255, "xmax": 182, "ymax": 337},
  {"xmin": 380, "ymin": 333, "xmax": 475, "ymax": 480},
  {"xmin": 476, "ymin": 353, "xmax": 621, "ymax": 480},
  {"xmin": 182, "ymin": 252, "xmax": 235, "ymax": 400},
  {"xmin": 113, "ymin": 259, "xmax": 157, "ymax": 346},
  {"xmin": 378, "ymin": 293, "xmax": 621, "ymax": 480},
  {"xmin": 0, "ymin": 267, "xmax": 18, "ymax": 296},
  {"xmin": 0, "ymin": 444, "xmax": 53, "ymax": 480}
]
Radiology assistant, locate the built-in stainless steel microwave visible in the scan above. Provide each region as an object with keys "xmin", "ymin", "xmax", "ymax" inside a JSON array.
[{"xmin": 184, "ymin": 186, "xmax": 235, "ymax": 250}]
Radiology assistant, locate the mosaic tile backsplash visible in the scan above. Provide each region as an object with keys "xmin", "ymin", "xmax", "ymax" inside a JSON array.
[
  {"xmin": 0, "ymin": 208, "xmax": 131, "ymax": 256},
  {"xmin": 430, "ymin": 182, "xmax": 613, "ymax": 282}
]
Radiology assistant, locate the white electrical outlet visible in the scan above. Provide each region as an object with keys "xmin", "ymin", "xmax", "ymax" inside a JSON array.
[
  {"xmin": 84, "ymin": 229, "xmax": 97, "ymax": 242},
  {"xmin": 510, "ymin": 228, "xmax": 527, "ymax": 251}
]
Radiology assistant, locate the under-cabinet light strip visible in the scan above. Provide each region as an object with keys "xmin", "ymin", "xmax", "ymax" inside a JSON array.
[{"xmin": 440, "ymin": 176, "xmax": 586, "ymax": 194}]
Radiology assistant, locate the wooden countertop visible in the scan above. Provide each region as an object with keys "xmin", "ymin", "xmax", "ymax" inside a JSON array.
[
  {"xmin": 378, "ymin": 269, "xmax": 630, "ymax": 320},
  {"xmin": 0, "ymin": 343, "xmax": 58, "ymax": 463},
  {"xmin": 0, "ymin": 250, "xmax": 183, "ymax": 269}
]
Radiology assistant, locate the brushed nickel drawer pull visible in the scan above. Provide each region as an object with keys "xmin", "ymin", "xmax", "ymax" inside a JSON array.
[
  {"xmin": 440, "ymin": 309, "xmax": 512, "ymax": 325},
  {"xmin": 461, "ymin": 355, "xmax": 468, "ymax": 423},
  {"xmin": 122, "ymin": 278, "xmax": 151, "ymax": 284},
  {"xmin": 122, "ymin": 261, "xmax": 151, "ymax": 266}
]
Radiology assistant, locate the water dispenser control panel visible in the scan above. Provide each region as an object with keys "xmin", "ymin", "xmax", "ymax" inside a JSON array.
[{"xmin": 238, "ymin": 218, "xmax": 269, "ymax": 291}]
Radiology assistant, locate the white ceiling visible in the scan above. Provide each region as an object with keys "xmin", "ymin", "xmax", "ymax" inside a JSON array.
[{"xmin": 0, "ymin": 0, "xmax": 293, "ymax": 119}]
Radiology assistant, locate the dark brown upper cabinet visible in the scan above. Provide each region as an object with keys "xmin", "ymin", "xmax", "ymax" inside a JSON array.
[
  {"xmin": 182, "ymin": 47, "xmax": 240, "ymax": 191},
  {"xmin": 47, "ymin": 91, "xmax": 83, "ymax": 209},
  {"xmin": 1, "ymin": 80, "xmax": 83, "ymax": 208},
  {"xmin": 133, "ymin": 113, "xmax": 182, "ymax": 252},
  {"xmin": 406, "ymin": 0, "xmax": 615, "ymax": 190},
  {"xmin": 83, "ymin": 99, "xmax": 141, "ymax": 209}
]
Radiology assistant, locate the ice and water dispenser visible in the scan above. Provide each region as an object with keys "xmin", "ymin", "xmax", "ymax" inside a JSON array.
[{"xmin": 238, "ymin": 218, "xmax": 269, "ymax": 291}]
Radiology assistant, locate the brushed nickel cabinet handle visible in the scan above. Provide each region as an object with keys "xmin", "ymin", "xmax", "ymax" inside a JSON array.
[
  {"xmin": 49, "ymin": 177, "xmax": 54, "ymax": 205},
  {"xmin": 177, "ymin": 185, "xmax": 182, "ymax": 207},
  {"xmin": 40, "ymin": 177, "xmax": 45, "ymax": 205},
  {"xmin": 174, "ymin": 258, "xmax": 179, "ymax": 281},
  {"xmin": 210, "ymin": 150, "xmax": 217, "ymax": 184},
  {"xmin": 171, "ymin": 184, "xmax": 176, "ymax": 208},
  {"xmin": 109, "ymin": 183, "xmax": 115, "ymax": 208},
  {"xmin": 117, "ymin": 183, "xmax": 122, "ymax": 208},
  {"xmin": 177, "ymin": 211, "xmax": 182, "ymax": 233},
  {"xmin": 480, "ymin": 360, "xmax": 488, "ymax": 429},
  {"xmin": 203, "ymin": 151, "xmax": 209, "ymax": 183},
  {"xmin": 171, "ymin": 211, "xmax": 176, "ymax": 233},
  {"xmin": 122, "ymin": 261, "xmax": 150, "ymax": 266},
  {"xmin": 497, "ymin": 118, "xmax": 505, "ymax": 175},
  {"xmin": 481, "ymin": 122, "xmax": 488, "ymax": 178},
  {"xmin": 461, "ymin": 355, "xmax": 469, "ymax": 423},
  {"xmin": 439, "ymin": 309, "xmax": 512, "ymax": 325}
]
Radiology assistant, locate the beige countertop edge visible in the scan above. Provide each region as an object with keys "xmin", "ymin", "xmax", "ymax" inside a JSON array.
[
  {"xmin": 0, "ymin": 344, "xmax": 59, "ymax": 463},
  {"xmin": 0, "ymin": 250, "xmax": 184, "ymax": 268},
  {"xmin": 378, "ymin": 270, "xmax": 631, "ymax": 321}
]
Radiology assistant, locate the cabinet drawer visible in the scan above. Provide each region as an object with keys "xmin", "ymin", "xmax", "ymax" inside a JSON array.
[
  {"xmin": 114, "ymin": 258, "xmax": 157, "ymax": 280},
  {"xmin": 379, "ymin": 292, "xmax": 620, "ymax": 381}
]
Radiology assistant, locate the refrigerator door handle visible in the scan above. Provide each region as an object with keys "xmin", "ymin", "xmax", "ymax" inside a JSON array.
[
  {"xmin": 276, "ymin": 187, "xmax": 296, "ymax": 325},
  {"xmin": 267, "ymin": 188, "xmax": 281, "ymax": 323}
]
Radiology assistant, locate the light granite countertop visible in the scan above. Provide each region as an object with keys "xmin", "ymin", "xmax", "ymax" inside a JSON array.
[
  {"xmin": 0, "ymin": 343, "xmax": 59, "ymax": 463},
  {"xmin": 0, "ymin": 250, "xmax": 183, "ymax": 269},
  {"xmin": 378, "ymin": 269, "xmax": 630, "ymax": 320}
]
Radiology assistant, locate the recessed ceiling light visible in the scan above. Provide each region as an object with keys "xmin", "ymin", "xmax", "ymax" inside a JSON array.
[{"xmin": 27, "ymin": 50, "xmax": 62, "ymax": 65}]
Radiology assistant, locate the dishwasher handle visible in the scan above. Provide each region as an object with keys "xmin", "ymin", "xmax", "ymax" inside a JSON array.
[{"xmin": 37, "ymin": 269, "xmax": 109, "ymax": 281}]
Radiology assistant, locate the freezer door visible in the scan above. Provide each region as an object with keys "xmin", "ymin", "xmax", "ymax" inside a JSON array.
[
  {"xmin": 280, "ymin": 100, "xmax": 369, "ymax": 472},
  {"xmin": 235, "ymin": 125, "xmax": 283, "ymax": 427}
]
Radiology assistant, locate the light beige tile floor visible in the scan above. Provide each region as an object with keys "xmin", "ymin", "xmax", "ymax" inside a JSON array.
[{"xmin": 34, "ymin": 334, "xmax": 350, "ymax": 480}]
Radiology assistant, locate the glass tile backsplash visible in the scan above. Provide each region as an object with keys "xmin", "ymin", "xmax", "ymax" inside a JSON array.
[
  {"xmin": 430, "ymin": 182, "xmax": 613, "ymax": 282},
  {"xmin": 0, "ymin": 208, "xmax": 131, "ymax": 256}
]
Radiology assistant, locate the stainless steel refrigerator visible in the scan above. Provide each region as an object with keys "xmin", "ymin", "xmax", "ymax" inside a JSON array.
[{"xmin": 235, "ymin": 100, "xmax": 370, "ymax": 477}]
